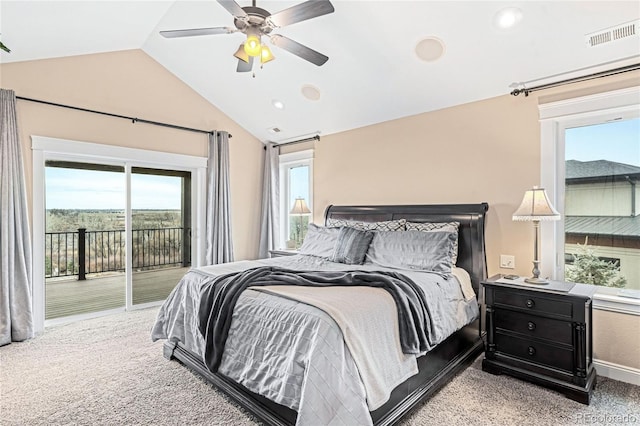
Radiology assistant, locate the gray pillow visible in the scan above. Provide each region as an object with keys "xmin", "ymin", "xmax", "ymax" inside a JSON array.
[
  {"xmin": 331, "ymin": 227, "xmax": 374, "ymax": 265},
  {"xmin": 298, "ymin": 223, "xmax": 341, "ymax": 259},
  {"xmin": 366, "ymin": 230, "xmax": 456, "ymax": 273},
  {"xmin": 405, "ymin": 221, "xmax": 460, "ymax": 264}
]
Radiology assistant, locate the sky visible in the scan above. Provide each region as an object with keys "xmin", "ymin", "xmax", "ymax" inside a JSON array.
[
  {"xmin": 45, "ymin": 168, "xmax": 182, "ymax": 210},
  {"xmin": 565, "ymin": 117, "xmax": 640, "ymax": 166}
]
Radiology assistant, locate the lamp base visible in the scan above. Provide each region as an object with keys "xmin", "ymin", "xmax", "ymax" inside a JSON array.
[{"xmin": 524, "ymin": 277, "xmax": 549, "ymax": 285}]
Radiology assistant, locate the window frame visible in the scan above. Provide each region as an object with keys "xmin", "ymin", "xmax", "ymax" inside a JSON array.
[
  {"xmin": 278, "ymin": 149, "xmax": 314, "ymax": 249},
  {"xmin": 539, "ymin": 86, "xmax": 640, "ymax": 314}
]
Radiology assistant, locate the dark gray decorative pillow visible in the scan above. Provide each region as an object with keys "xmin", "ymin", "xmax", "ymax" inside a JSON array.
[
  {"xmin": 299, "ymin": 223, "xmax": 341, "ymax": 259},
  {"xmin": 405, "ymin": 221, "xmax": 460, "ymax": 264},
  {"xmin": 366, "ymin": 230, "xmax": 456, "ymax": 273},
  {"xmin": 330, "ymin": 227, "xmax": 374, "ymax": 265},
  {"xmin": 326, "ymin": 218, "xmax": 406, "ymax": 231}
]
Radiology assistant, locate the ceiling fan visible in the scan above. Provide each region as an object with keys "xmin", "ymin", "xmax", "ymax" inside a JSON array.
[{"xmin": 160, "ymin": 0, "xmax": 335, "ymax": 72}]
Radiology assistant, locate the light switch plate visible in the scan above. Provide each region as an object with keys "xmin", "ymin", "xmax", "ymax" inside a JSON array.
[{"xmin": 500, "ymin": 255, "xmax": 515, "ymax": 269}]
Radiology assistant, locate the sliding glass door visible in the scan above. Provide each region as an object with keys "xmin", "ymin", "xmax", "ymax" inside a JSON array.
[
  {"xmin": 43, "ymin": 160, "xmax": 195, "ymax": 321},
  {"xmin": 44, "ymin": 161, "xmax": 126, "ymax": 319},
  {"xmin": 33, "ymin": 136, "xmax": 207, "ymax": 330},
  {"xmin": 131, "ymin": 167, "xmax": 191, "ymax": 305}
]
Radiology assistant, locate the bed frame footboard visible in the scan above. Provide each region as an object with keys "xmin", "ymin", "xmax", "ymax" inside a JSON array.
[{"xmin": 166, "ymin": 321, "xmax": 484, "ymax": 426}]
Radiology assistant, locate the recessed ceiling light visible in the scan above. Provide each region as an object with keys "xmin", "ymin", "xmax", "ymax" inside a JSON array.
[
  {"xmin": 301, "ymin": 84, "xmax": 321, "ymax": 101},
  {"xmin": 272, "ymin": 99, "xmax": 285, "ymax": 110},
  {"xmin": 494, "ymin": 7, "xmax": 523, "ymax": 29},
  {"xmin": 415, "ymin": 37, "xmax": 445, "ymax": 62}
]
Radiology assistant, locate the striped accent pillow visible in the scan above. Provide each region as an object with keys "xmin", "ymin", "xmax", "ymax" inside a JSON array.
[{"xmin": 330, "ymin": 227, "xmax": 374, "ymax": 265}]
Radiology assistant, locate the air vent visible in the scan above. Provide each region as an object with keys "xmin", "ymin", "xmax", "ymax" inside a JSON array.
[
  {"xmin": 268, "ymin": 127, "xmax": 282, "ymax": 134},
  {"xmin": 586, "ymin": 20, "xmax": 639, "ymax": 47}
]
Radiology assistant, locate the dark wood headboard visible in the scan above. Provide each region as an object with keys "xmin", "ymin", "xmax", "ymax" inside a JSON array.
[{"xmin": 324, "ymin": 203, "xmax": 489, "ymax": 295}]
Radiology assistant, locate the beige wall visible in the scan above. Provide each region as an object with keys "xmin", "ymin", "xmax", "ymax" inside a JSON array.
[
  {"xmin": 593, "ymin": 309, "xmax": 640, "ymax": 370},
  {"xmin": 314, "ymin": 93, "xmax": 541, "ymax": 277},
  {"xmin": 0, "ymin": 49, "xmax": 263, "ymax": 260}
]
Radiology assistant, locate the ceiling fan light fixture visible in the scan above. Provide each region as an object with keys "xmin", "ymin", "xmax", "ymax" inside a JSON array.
[
  {"xmin": 261, "ymin": 44, "xmax": 275, "ymax": 64},
  {"xmin": 244, "ymin": 28, "xmax": 262, "ymax": 57},
  {"xmin": 233, "ymin": 44, "xmax": 250, "ymax": 63}
]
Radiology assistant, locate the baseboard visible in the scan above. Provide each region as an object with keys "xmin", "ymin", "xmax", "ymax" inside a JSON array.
[{"xmin": 594, "ymin": 359, "xmax": 640, "ymax": 386}]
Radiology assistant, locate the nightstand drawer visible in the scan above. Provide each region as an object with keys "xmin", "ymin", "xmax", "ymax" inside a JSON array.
[
  {"xmin": 495, "ymin": 309, "xmax": 573, "ymax": 345},
  {"xmin": 495, "ymin": 332, "xmax": 574, "ymax": 372},
  {"xmin": 494, "ymin": 290, "xmax": 573, "ymax": 318}
]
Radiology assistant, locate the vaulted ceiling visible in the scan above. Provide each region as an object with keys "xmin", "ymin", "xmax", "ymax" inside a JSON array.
[{"xmin": 1, "ymin": 1, "xmax": 638, "ymax": 143}]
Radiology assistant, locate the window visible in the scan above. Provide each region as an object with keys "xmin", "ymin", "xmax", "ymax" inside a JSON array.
[
  {"xmin": 540, "ymin": 87, "xmax": 640, "ymax": 294},
  {"xmin": 564, "ymin": 118, "xmax": 639, "ymax": 289},
  {"xmin": 279, "ymin": 150, "xmax": 313, "ymax": 249}
]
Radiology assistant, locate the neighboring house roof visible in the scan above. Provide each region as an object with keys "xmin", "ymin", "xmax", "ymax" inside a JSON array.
[
  {"xmin": 566, "ymin": 216, "xmax": 640, "ymax": 238},
  {"xmin": 566, "ymin": 160, "xmax": 640, "ymax": 182}
]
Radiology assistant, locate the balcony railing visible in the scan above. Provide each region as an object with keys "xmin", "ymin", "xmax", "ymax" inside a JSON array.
[{"xmin": 45, "ymin": 227, "xmax": 191, "ymax": 279}]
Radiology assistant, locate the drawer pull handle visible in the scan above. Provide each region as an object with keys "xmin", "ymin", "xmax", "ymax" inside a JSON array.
[
  {"xmin": 526, "ymin": 299, "xmax": 535, "ymax": 308},
  {"xmin": 528, "ymin": 346, "xmax": 536, "ymax": 356},
  {"xmin": 527, "ymin": 321, "xmax": 536, "ymax": 331}
]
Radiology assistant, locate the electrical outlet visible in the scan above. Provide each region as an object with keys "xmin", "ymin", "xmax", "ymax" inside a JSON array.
[{"xmin": 500, "ymin": 255, "xmax": 515, "ymax": 269}]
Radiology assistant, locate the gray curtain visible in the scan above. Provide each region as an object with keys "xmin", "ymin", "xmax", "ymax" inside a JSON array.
[
  {"xmin": 205, "ymin": 131, "xmax": 234, "ymax": 265},
  {"xmin": 0, "ymin": 89, "xmax": 34, "ymax": 346},
  {"xmin": 258, "ymin": 143, "xmax": 280, "ymax": 258}
]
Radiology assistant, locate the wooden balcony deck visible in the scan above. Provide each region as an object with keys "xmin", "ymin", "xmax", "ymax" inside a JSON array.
[{"xmin": 45, "ymin": 266, "xmax": 190, "ymax": 320}]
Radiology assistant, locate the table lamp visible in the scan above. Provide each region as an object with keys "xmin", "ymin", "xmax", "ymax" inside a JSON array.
[
  {"xmin": 512, "ymin": 186, "xmax": 561, "ymax": 284},
  {"xmin": 290, "ymin": 197, "xmax": 311, "ymax": 248}
]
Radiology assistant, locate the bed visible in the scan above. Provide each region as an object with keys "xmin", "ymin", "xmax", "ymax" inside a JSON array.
[{"xmin": 152, "ymin": 203, "xmax": 489, "ymax": 425}]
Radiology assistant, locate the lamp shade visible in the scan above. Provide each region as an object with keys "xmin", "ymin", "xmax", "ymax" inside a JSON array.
[
  {"xmin": 260, "ymin": 44, "xmax": 275, "ymax": 64},
  {"xmin": 290, "ymin": 197, "xmax": 311, "ymax": 215},
  {"xmin": 234, "ymin": 44, "xmax": 250, "ymax": 63},
  {"xmin": 513, "ymin": 187, "xmax": 560, "ymax": 221}
]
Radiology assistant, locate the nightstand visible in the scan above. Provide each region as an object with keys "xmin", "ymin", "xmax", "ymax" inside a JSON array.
[
  {"xmin": 481, "ymin": 274, "xmax": 597, "ymax": 405},
  {"xmin": 268, "ymin": 249, "xmax": 299, "ymax": 258}
]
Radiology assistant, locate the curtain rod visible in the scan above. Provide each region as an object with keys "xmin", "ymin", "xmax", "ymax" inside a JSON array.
[
  {"xmin": 15, "ymin": 96, "xmax": 231, "ymax": 138},
  {"xmin": 267, "ymin": 135, "xmax": 320, "ymax": 149},
  {"xmin": 510, "ymin": 62, "xmax": 640, "ymax": 97}
]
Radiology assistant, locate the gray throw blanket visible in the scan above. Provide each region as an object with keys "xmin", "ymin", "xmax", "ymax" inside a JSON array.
[{"xmin": 198, "ymin": 266, "xmax": 434, "ymax": 373}]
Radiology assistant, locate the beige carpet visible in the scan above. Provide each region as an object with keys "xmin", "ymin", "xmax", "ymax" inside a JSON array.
[{"xmin": 1, "ymin": 308, "xmax": 638, "ymax": 425}]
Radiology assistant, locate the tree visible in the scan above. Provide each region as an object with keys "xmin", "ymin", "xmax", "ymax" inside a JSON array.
[{"xmin": 565, "ymin": 238, "xmax": 626, "ymax": 288}]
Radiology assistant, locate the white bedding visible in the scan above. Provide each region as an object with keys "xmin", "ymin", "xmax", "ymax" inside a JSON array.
[{"xmin": 152, "ymin": 254, "xmax": 479, "ymax": 425}]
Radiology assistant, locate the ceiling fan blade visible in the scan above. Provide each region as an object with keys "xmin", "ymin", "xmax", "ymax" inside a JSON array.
[
  {"xmin": 160, "ymin": 27, "xmax": 233, "ymax": 38},
  {"xmin": 267, "ymin": 0, "xmax": 334, "ymax": 28},
  {"xmin": 271, "ymin": 35, "xmax": 328, "ymax": 66},
  {"xmin": 237, "ymin": 56, "xmax": 254, "ymax": 72},
  {"xmin": 217, "ymin": 0, "xmax": 248, "ymax": 18}
]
